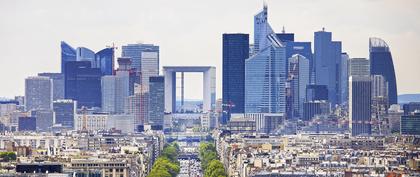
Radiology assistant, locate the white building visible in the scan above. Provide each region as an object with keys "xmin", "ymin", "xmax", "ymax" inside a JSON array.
[
  {"xmin": 75, "ymin": 113, "xmax": 108, "ymax": 132},
  {"xmin": 101, "ymin": 71, "xmax": 130, "ymax": 114}
]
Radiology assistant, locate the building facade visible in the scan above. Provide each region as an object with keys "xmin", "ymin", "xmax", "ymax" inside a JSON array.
[
  {"xmin": 53, "ymin": 99, "xmax": 76, "ymax": 129},
  {"xmin": 288, "ymin": 54, "xmax": 310, "ymax": 118},
  {"xmin": 148, "ymin": 76, "xmax": 165, "ymax": 129},
  {"xmin": 349, "ymin": 76, "xmax": 372, "ymax": 136},
  {"xmin": 25, "ymin": 76, "xmax": 53, "ymax": 111}
]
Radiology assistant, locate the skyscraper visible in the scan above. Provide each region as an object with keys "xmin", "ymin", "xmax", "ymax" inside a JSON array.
[
  {"xmin": 117, "ymin": 57, "xmax": 137, "ymax": 95},
  {"xmin": 140, "ymin": 51, "xmax": 159, "ymax": 90},
  {"xmin": 101, "ymin": 71, "xmax": 129, "ymax": 114},
  {"xmin": 288, "ymin": 54, "xmax": 310, "ymax": 118},
  {"xmin": 64, "ymin": 61, "xmax": 102, "ymax": 108},
  {"xmin": 338, "ymin": 53, "xmax": 349, "ymax": 104},
  {"xmin": 53, "ymin": 99, "xmax": 76, "ymax": 129},
  {"xmin": 245, "ymin": 5, "xmax": 286, "ymax": 114},
  {"xmin": 61, "ymin": 41, "xmax": 76, "ymax": 74},
  {"xmin": 222, "ymin": 33, "xmax": 249, "ymax": 123},
  {"xmin": 148, "ymin": 76, "xmax": 165, "ymax": 130},
  {"xmin": 349, "ymin": 76, "xmax": 372, "ymax": 136},
  {"xmin": 369, "ymin": 37, "xmax": 398, "ymax": 105},
  {"xmin": 314, "ymin": 29, "xmax": 342, "ymax": 106},
  {"xmin": 121, "ymin": 43, "xmax": 159, "ymax": 84},
  {"xmin": 348, "ymin": 58, "xmax": 370, "ymax": 76},
  {"xmin": 38, "ymin": 73, "xmax": 65, "ymax": 101},
  {"xmin": 95, "ymin": 47, "xmax": 115, "ymax": 76},
  {"xmin": 25, "ymin": 76, "xmax": 53, "ymax": 111},
  {"xmin": 76, "ymin": 47, "xmax": 95, "ymax": 66}
]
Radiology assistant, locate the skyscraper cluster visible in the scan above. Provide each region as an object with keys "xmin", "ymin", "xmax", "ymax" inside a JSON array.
[{"xmin": 222, "ymin": 5, "xmax": 398, "ymax": 136}]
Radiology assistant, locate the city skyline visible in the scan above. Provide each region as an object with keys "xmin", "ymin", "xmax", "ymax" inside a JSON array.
[{"xmin": 1, "ymin": 0, "xmax": 420, "ymax": 100}]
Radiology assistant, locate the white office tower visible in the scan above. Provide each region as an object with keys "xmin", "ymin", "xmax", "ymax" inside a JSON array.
[
  {"xmin": 288, "ymin": 54, "xmax": 310, "ymax": 118},
  {"xmin": 101, "ymin": 71, "xmax": 129, "ymax": 114},
  {"xmin": 140, "ymin": 51, "xmax": 159, "ymax": 91},
  {"xmin": 25, "ymin": 76, "xmax": 53, "ymax": 111}
]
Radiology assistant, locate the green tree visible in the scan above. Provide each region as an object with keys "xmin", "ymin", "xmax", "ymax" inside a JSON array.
[{"xmin": 205, "ymin": 160, "xmax": 227, "ymax": 177}]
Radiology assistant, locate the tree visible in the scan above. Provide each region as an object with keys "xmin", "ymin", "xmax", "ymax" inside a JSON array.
[{"xmin": 204, "ymin": 160, "xmax": 226, "ymax": 177}]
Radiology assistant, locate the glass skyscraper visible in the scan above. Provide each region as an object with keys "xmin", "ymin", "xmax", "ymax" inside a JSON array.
[
  {"xmin": 60, "ymin": 41, "xmax": 76, "ymax": 74},
  {"xmin": 288, "ymin": 54, "xmax": 310, "ymax": 118},
  {"xmin": 222, "ymin": 33, "xmax": 249, "ymax": 123},
  {"xmin": 369, "ymin": 37, "xmax": 398, "ymax": 105},
  {"xmin": 121, "ymin": 43, "xmax": 159, "ymax": 84},
  {"xmin": 96, "ymin": 48, "xmax": 115, "ymax": 76},
  {"xmin": 349, "ymin": 76, "xmax": 372, "ymax": 136},
  {"xmin": 25, "ymin": 76, "xmax": 53, "ymax": 111},
  {"xmin": 314, "ymin": 29, "xmax": 342, "ymax": 106},
  {"xmin": 64, "ymin": 61, "xmax": 102, "ymax": 108},
  {"xmin": 245, "ymin": 5, "xmax": 286, "ymax": 114},
  {"xmin": 148, "ymin": 76, "xmax": 165, "ymax": 130}
]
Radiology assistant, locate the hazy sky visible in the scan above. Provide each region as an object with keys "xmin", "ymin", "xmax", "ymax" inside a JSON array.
[{"xmin": 0, "ymin": 0, "xmax": 419, "ymax": 99}]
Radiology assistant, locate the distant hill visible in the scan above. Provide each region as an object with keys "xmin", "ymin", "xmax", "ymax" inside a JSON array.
[{"xmin": 398, "ymin": 94, "xmax": 420, "ymax": 104}]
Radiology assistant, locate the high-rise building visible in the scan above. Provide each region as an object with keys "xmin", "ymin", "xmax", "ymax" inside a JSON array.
[
  {"xmin": 64, "ymin": 61, "xmax": 102, "ymax": 108},
  {"xmin": 140, "ymin": 51, "xmax": 159, "ymax": 90},
  {"xmin": 101, "ymin": 71, "xmax": 129, "ymax": 114},
  {"xmin": 348, "ymin": 58, "xmax": 370, "ymax": 76},
  {"xmin": 222, "ymin": 33, "xmax": 249, "ymax": 123},
  {"xmin": 349, "ymin": 76, "xmax": 372, "ymax": 136},
  {"xmin": 18, "ymin": 116, "xmax": 36, "ymax": 131},
  {"xmin": 125, "ymin": 91, "xmax": 148, "ymax": 132},
  {"xmin": 61, "ymin": 41, "xmax": 77, "ymax": 74},
  {"xmin": 403, "ymin": 102, "xmax": 420, "ymax": 115},
  {"xmin": 25, "ymin": 76, "xmax": 53, "ymax": 111},
  {"xmin": 76, "ymin": 47, "xmax": 96, "ymax": 66},
  {"xmin": 31, "ymin": 109, "xmax": 54, "ymax": 132},
  {"xmin": 245, "ymin": 5, "xmax": 286, "ymax": 114},
  {"xmin": 117, "ymin": 57, "xmax": 137, "ymax": 95},
  {"xmin": 338, "ymin": 53, "xmax": 349, "ymax": 104},
  {"xmin": 303, "ymin": 100, "xmax": 330, "ymax": 121},
  {"xmin": 314, "ymin": 29, "xmax": 342, "ymax": 106},
  {"xmin": 401, "ymin": 112, "xmax": 420, "ymax": 135},
  {"xmin": 148, "ymin": 76, "xmax": 165, "ymax": 130},
  {"xmin": 121, "ymin": 43, "xmax": 159, "ymax": 84},
  {"xmin": 38, "ymin": 73, "xmax": 65, "ymax": 101},
  {"xmin": 95, "ymin": 47, "xmax": 115, "ymax": 76},
  {"xmin": 372, "ymin": 75, "xmax": 389, "ymax": 121},
  {"xmin": 305, "ymin": 85, "xmax": 328, "ymax": 102},
  {"xmin": 369, "ymin": 37, "xmax": 398, "ymax": 105},
  {"xmin": 288, "ymin": 54, "xmax": 310, "ymax": 118},
  {"xmin": 53, "ymin": 99, "xmax": 76, "ymax": 129},
  {"xmin": 386, "ymin": 104, "xmax": 403, "ymax": 134}
]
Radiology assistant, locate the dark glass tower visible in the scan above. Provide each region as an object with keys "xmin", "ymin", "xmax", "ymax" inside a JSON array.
[
  {"xmin": 222, "ymin": 34, "xmax": 249, "ymax": 124},
  {"xmin": 60, "ymin": 41, "xmax": 76, "ymax": 74},
  {"xmin": 369, "ymin": 37, "xmax": 398, "ymax": 104},
  {"xmin": 64, "ymin": 61, "xmax": 102, "ymax": 108},
  {"xmin": 96, "ymin": 48, "xmax": 114, "ymax": 75}
]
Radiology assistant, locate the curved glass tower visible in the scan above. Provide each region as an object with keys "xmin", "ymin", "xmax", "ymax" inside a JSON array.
[
  {"xmin": 96, "ymin": 48, "xmax": 114, "ymax": 75},
  {"xmin": 60, "ymin": 41, "xmax": 76, "ymax": 73},
  {"xmin": 369, "ymin": 37, "xmax": 398, "ymax": 104}
]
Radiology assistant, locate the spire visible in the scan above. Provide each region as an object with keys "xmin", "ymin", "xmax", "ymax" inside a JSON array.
[
  {"xmin": 263, "ymin": 1, "xmax": 267, "ymax": 10},
  {"xmin": 282, "ymin": 26, "xmax": 286, "ymax": 33}
]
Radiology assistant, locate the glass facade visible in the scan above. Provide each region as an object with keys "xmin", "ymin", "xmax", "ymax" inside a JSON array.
[
  {"xmin": 222, "ymin": 33, "xmax": 249, "ymax": 124},
  {"xmin": 246, "ymin": 6, "xmax": 286, "ymax": 114},
  {"xmin": 349, "ymin": 76, "xmax": 372, "ymax": 136},
  {"xmin": 64, "ymin": 61, "xmax": 102, "ymax": 108},
  {"xmin": 148, "ymin": 76, "xmax": 165, "ymax": 129},
  {"xmin": 53, "ymin": 100, "xmax": 76, "ymax": 129},
  {"xmin": 369, "ymin": 37, "xmax": 398, "ymax": 105},
  {"xmin": 60, "ymin": 41, "xmax": 76, "ymax": 73},
  {"xmin": 96, "ymin": 48, "xmax": 114, "ymax": 75},
  {"xmin": 121, "ymin": 44, "xmax": 159, "ymax": 84},
  {"xmin": 314, "ymin": 30, "xmax": 342, "ymax": 106},
  {"xmin": 288, "ymin": 54, "xmax": 309, "ymax": 118}
]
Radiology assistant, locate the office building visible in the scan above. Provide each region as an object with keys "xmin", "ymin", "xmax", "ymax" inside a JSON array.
[
  {"xmin": 53, "ymin": 99, "xmax": 76, "ymax": 129},
  {"xmin": 288, "ymin": 54, "xmax": 310, "ymax": 118},
  {"xmin": 348, "ymin": 58, "xmax": 370, "ymax": 76},
  {"xmin": 101, "ymin": 71, "xmax": 129, "ymax": 114},
  {"xmin": 306, "ymin": 85, "xmax": 328, "ymax": 102},
  {"xmin": 117, "ymin": 57, "xmax": 137, "ymax": 95},
  {"xmin": 246, "ymin": 113, "xmax": 284, "ymax": 134},
  {"xmin": 303, "ymin": 101, "xmax": 330, "ymax": 121},
  {"xmin": 140, "ymin": 50, "xmax": 159, "ymax": 90},
  {"xmin": 106, "ymin": 114, "xmax": 135, "ymax": 133},
  {"xmin": 403, "ymin": 102, "xmax": 420, "ymax": 115},
  {"xmin": 314, "ymin": 29, "xmax": 342, "ymax": 106},
  {"xmin": 95, "ymin": 47, "xmax": 114, "ymax": 75},
  {"xmin": 148, "ymin": 76, "xmax": 164, "ymax": 129},
  {"xmin": 31, "ymin": 109, "xmax": 54, "ymax": 132},
  {"xmin": 245, "ymin": 5, "xmax": 286, "ymax": 114},
  {"xmin": 125, "ymin": 91, "xmax": 148, "ymax": 131},
  {"xmin": 18, "ymin": 116, "xmax": 36, "ymax": 131},
  {"xmin": 64, "ymin": 61, "xmax": 102, "ymax": 108},
  {"xmin": 38, "ymin": 73, "xmax": 65, "ymax": 101},
  {"xmin": 349, "ymin": 76, "xmax": 372, "ymax": 136},
  {"xmin": 369, "ymin": 37, "xmax": 398, "ymax": 104},
  {"xmin": 386, "ymin": 104, "xmax": 403, "ymax": 133},
  {"xmin": 121, "ymin": 43, "xmax": 159, "ymax": 84},
  {"xmin": 76, "ymin": 47, "xmax": 95, "ymax": 66},
  {"xmin": 338, "ymin": 53, "xmax": 349, "ymax": 104},
  {"xmin": 25, "ymin": 76, "xmax": 53, "ymax": 111},
  {"xmin": 401, "ymin": 112, "xmax": 420, "ymax": 135},
  {"xmin": 75, "ymin": 113, "xmax": 109, "ymax": 132},
  {"xmin": 222, "ymin": 33, "xmax": 249, "ymax": 123},
  {"xmin": 61, "ymin": 41, "xmax": 77, "ymax": 73}
]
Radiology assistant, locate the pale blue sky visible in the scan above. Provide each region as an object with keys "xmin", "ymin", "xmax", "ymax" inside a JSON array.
[{"xmin": 0, "ymin": 0, "xmax": 419, "ymax": 99}]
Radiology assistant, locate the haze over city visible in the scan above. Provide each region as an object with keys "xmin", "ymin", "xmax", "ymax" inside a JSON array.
[{"xmin": 1, "ymin": 0, "xmax": 419, "ymax": 99}]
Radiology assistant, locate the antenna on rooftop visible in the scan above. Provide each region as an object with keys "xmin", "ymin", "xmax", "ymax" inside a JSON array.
[{"xmin": 282, "ymin": 26, "xmax": 286, "ymax": 33}]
